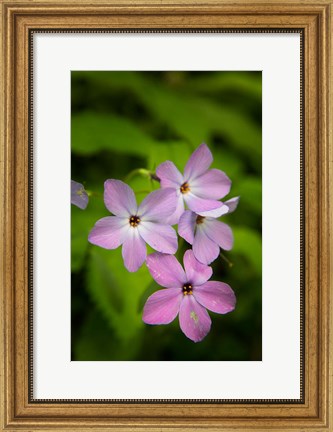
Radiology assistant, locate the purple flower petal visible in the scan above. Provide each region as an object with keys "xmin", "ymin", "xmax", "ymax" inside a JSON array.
[
  {"xmin": 122, "ymin": 229, "xmax": 146, "ymax": 272},
  {"xmin": 164, "ymin": 194, "xmax": 185, "ymax": 225},
  {"xmin": 197, "ymin": 204, "xmax": 229, "ymax": 218},
  {"xmin": 184, "ymin": 193, "xmax": 224, "ymax": 213},
  {"xmin": 104, "ymin": 180, "xmax": 137, "ymax": 217},
  {"xmin": 143, "ymin": 288, "xmax": 183, "ymax": 325},
  {"xmin": 156, "ymin": 161, "xmax": 183, "ymax": 188},
  {"xmin": 138, "ymin": 188, "xmax": 177, "ymax": 222},
  {"xmin": 178, "ymin": 210, "xmax": 196, "ymax": 244},
  {"xmin": 224, "ymin": 196, "xmax": 240, "ymax": 214},
  {"xmin": 138, "ymin": 222, "xmax": 178, "ymax": 254},
  {"xmin": 204, "ymin": 219, "xmax": 234, "ymax": 251},
  {"xmin": 88, "ymin": 216, "xmax": 129, "ymax": 249},
  {"xmin": 183, "ymin": 249, "xmax": 212, "ymax": 286},
  {"xmin": 184, "ymin": 143, "xmax": 213, "ymax": 182},
  {"xmin": 192, "ymin": 226, "xmax": 220, "ymax": 265},
  {"xmin": 179, "ymin": 295, "xmax": 211, "ymax": 342},
  {"xmin": 194, "ymin": 281, "xmax": 236, "ymax": 314},
  {"xmin": 146, "ymin": 253, "xmax": 186, "ymax": 288},
  {"xmin": 190, "ymin": 169, "xmax": 231, "ymax": 200},
  {"xmin": 71, "ymin": 180, "xmax": 88, "ymax": 210}
]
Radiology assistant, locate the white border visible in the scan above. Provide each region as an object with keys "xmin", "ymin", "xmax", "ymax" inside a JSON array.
[{"xmin": 33, "ymin": 32, "xmax": 301, "ymax": 399}]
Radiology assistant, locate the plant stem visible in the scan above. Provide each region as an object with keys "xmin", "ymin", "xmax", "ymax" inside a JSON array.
[
  {"xmin": 124, "ymin": 168, "xmax": 160, "ymax": 184},
  {"xmin": 150, "ymin": 173, "xmax": 160, "ymax": 183},
  {"xmin": 219, "ymin": 251, "xmax": 233, "ymax": 268}
]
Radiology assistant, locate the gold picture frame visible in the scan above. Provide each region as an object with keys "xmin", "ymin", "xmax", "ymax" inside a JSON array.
[{"xmin": 1, "ymin": 1, "xmax": 332, "ymax": 430}]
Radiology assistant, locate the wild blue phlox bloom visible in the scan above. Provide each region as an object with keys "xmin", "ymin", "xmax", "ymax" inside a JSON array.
[
  {"xmin": 143, "ymin": 250, "xmax": 236, "ymax": 342},
  {"xmin": 178, "ymin": 197, "xmax": 239, "ymax": 265},
  {"xmin": 156, "ymin": 143, "xmax": 232, "ymax": 224},
  {"xmin": 88, "ymin": 180, "xmax": 178, "ymax": 272},
  {"xmin": 71, "ymin": 180, "xmax": 89, "ymax": 210}
]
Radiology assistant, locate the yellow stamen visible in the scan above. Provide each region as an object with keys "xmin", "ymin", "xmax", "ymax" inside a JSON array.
[
  {"xmin": 180, "ymin": 182, "xmax": 190, "ymax": 194},
  {"xmin": 196, "ymin": 215, "xmax": 205, "ymax": 224},
  {"xmin": 182, "ymin": 283, "xmax": 193, "ymax": 296},
  {"xmin": 129, "ymin": 215, "xmax": 141, "ymax": 227}
]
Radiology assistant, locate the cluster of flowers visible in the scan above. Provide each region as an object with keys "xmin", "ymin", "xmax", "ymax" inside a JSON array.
[{"xmin": 71, "ymin": 144, "xmax": 239, "ymax": 342}]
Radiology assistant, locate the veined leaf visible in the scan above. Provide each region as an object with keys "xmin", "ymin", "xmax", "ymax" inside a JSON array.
[
  {"xmin": 233, "ymin": 177, "xmax": 262, "ymax": 214},
  {"xmin": 71, "ymin": 112, "xmax": 157, "ymax": 156},
  {"xmin": 148, "ymin": 141, "xmax": 193, "ymax": 173},
  {"xmin": 232, "ymin": 227, "xmax": 262, "ymax": 275},
  {"xmin": 183, "ymin": 72, "xmax": 262, "ymax": 100},
  {"xmin": 86, "ymin": 247, "xmax": 152, "ymax": 341},
  {"xmin": 71, "ymin": 192, "xmax": 106, "ymax": 272}
]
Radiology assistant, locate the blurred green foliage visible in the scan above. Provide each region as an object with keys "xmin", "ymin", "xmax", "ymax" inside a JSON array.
[{"xmin": 71, "ymin": 71, "xmax": 262, "ymax": 361}]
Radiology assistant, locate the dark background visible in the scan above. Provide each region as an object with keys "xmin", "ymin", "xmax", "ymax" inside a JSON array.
[{"xmin": 71, "ymin": 71, "xmax": 262, "ymax": 361}]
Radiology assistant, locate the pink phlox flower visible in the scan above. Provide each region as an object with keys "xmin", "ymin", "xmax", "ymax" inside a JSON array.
[
  {"xmin": 71, "ymin": 180, "xmax": 89, "ymax": 210},
  {"xmin": 178, "ymin": 197, "xmax": 240, "ymax": 265},
  {"xmin": 156, "ymin": 143, "xmax": 231, "ymax": 224},
  {"xmin": 143, "ymin": 250, "xmax": 236, "ymax": 342},
  {"xmin": 88, "ymin": 180, "xmax": 178, "ymax": 272}
]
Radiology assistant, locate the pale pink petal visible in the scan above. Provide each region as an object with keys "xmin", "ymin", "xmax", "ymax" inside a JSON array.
[
  {"xmin": 190, "ymin": 169, "xmax": 231, "ymax": 200},
  {"xmin": 178, "ymin": 210, "xmax": 196, "ymax": 244},
  {"xmin": 88, "ymin": 216, "xmax": 129, "ymax": 249},
  {"xmin": 143, "ymin": 288, "xmax": 183, "ymax": 325},
  {"xmin": 197, "ymin": 204, "xmax": 229, "ymax": 218},
  {"xmin": 164, "ymin": 194, "xmax": 185, "ymax": 225},
  {"xmin": 192, "ymin": 226, "xmax": 220, "ymax": 265},
  {"xmin": 138, "ymin": 188, "xmax": 177, "ymax": 222},
  {"xmin": 194, "ymin": 281, "xmax": 236, "ymax": 314},
  {"xmin": 179, "ymin": 295, "xmax": 211, "ymax": 342},
  {"xmin": 71, "ymin": 180, "xmax": 89, "ymax": 209},
  {"xmin": 204, "ymin": 219, "xmax": 234, "ymax": 251},
  {"xmin": 146, "ymin": 253, "xmax": 186, "ymax": 288},
  {"xmin": 156, "ymin": 161, "xmax": 183, "ymax": 188},
  {"xmin": 138, "ymin": 222, "xmax": 178, "ymax": 254},
  {"xmin": 122, "ymin": 229, "xmax": 146, "ymax": 272},
  {"xmin": 184, "ymin": 143, "xmax": 213, "ymax": 181},
  {"xmin": 184, "ymin": 192, "xmax": 224, "ymax": 213},
  {"xmin": 183, "ymin": 249, "xmax": 212, "ymax": 286},
  {"xmin": 224, "ymin": 196, "xmax": 240, "ymax": 214},
  {"xmin": 104, "ymin": 180, "xmax": 137, "ymax": 217}
]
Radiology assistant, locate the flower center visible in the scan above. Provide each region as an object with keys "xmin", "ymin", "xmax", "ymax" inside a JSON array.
[
  {"xmin": 196, "ymin": 215, "xmax": 205, "ymax": 224},
  {"xmin": 182, "ymin": 283, "xmax": 193, "ymax": 296},
  {"xmin": 180, "ymin": 182, "xmax": 190, "ymax": 194},
  {"xmin": 129, "ymin": 215, "xmax": 141, "ymax": 227}
]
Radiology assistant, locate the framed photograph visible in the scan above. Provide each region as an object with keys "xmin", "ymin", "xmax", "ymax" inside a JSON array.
[{"xmin": 1, "ymin": 1, "xmax": 332, "ymax": 430}]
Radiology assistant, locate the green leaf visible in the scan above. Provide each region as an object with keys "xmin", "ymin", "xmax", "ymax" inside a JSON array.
[
  {"xmin": 73, "ymin": 309, "xmax": 143, "ymax": 361},
  {"xmin": 139, "ymin": 87, "xmax": 261, "ymax": 166},
  {"xmin": 211, "ymin": 148, "xmax": 245, "ymax": 180},
  {"xmin": 148, "ymin": 141, "xmax": 193, "ymax": 173},
  {"xmin": 233, "ymin": 177, "xmax": 262, "ymax": 214},
  {"xmin": 71, "ymin": 193, "xmax": 106, "ymax": 272},
  {"xmin": 127, "ymin": 174, "xmax": 155, "ymax": 198},
  {"xmin": 232, "ymin": 227, "xmax": 262, "ymax": 275},
  {"xmin": 194, "ymin": 97, "xmax": 261, "ymax": 160},
  {"xmin": 86, "ymin": 247, "xmax": 152, "ymax": 341},
  {"xmin": 73, "ymin": 73, "xmax": 261, "ymax": 167},
  {"xmin": 71, "ymin": 112, "xmax": 157, "ymax": 156},
  {"xmin": 183, "ymin": 72, "xmax": 262, "ymax": 100},
  {"xmin": 71, "ymin": 71, "xmax": 144, "ymax": 94}
]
